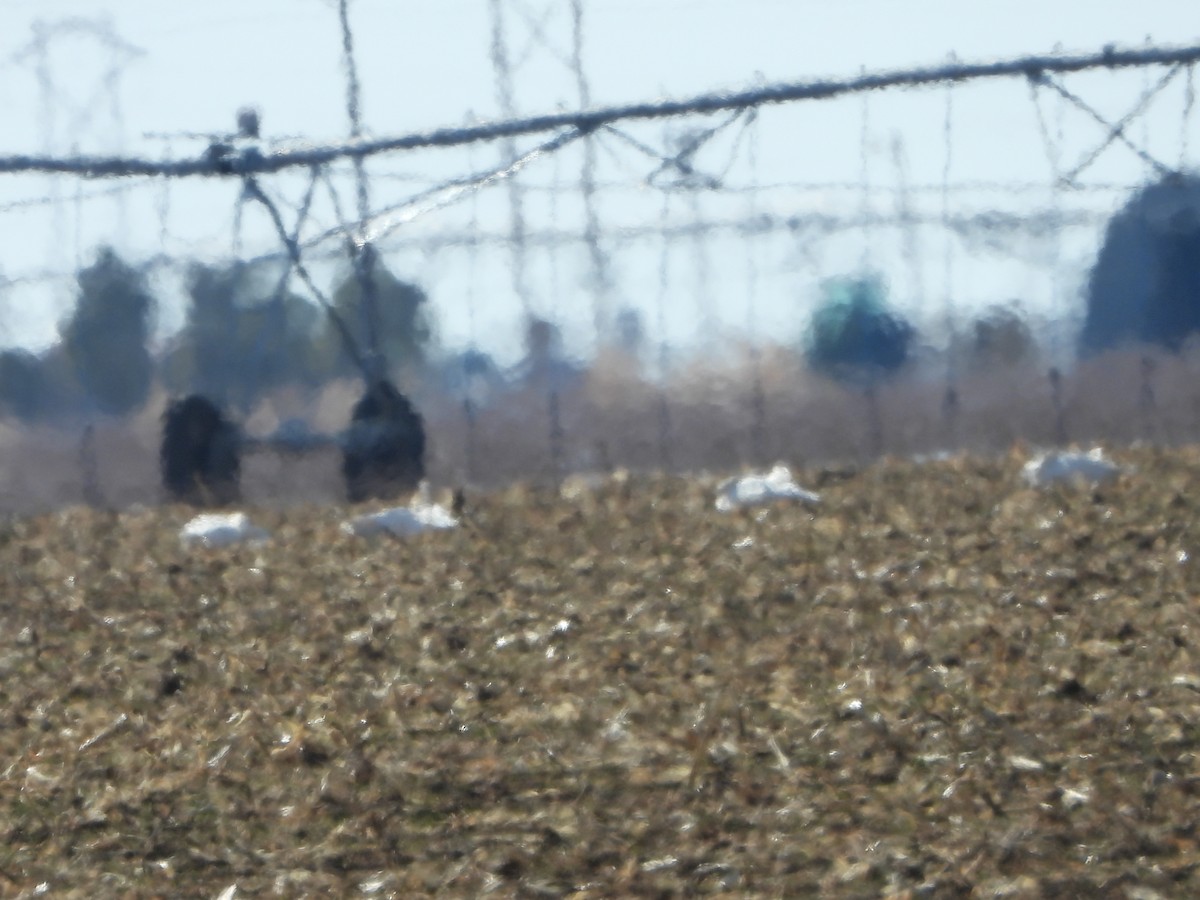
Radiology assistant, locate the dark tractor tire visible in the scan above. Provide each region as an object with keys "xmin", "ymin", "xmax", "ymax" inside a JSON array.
[
  {"xmin": 342, "ymin": 380, "xmax": 426, "ymax": 503},
  {"xmin": 160, "ymin": 394, "xmax": 241, "ymax": 506}
]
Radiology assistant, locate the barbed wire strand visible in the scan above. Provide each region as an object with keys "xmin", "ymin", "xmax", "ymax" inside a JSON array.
[
  {"xmin": 0, "ymin": 172, "xmax": 1169, "ymax": 220},
  {"xmin": 0, "ymin": 202, "xmax": 1115, "ymax": 294},
  {"xmin": 0, "ymin": 179, "xmax": 154, "ymax": 214}
]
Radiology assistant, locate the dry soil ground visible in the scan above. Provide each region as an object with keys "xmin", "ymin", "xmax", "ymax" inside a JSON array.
[{"xmin": 1, "ymin": 445, "xmax": 1200, "ymax": 897}]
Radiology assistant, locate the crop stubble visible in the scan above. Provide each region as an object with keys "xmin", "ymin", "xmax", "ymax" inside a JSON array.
[{"xmin": 1, "ymin": 446, "xmax": 1199, "ymax": 897}]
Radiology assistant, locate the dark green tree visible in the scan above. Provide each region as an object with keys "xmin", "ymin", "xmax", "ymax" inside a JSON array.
[
  {"xmin": 967, "ymin": 305, "xmax": 1038, "ymax": 370},
  {"xmin": 323, "ymin": 250, "xmax": 432, "ymax": 378},
  {"xmin": 614, "ymin": 306, "xmax": 645, "ymax": 358},
  {"xmin": 60, "ymin": 247, "xmax": 156, "ymax": 416},
  {"xmin": 0, "ymin": 348, "xmax": 50, "ymax": 422},
  {"xmin": 806, "ymin": 275, "xmax": 914, "ymax": 385},
  {"xmin": 1081, "ymin": 173, "xmax": 1200, "ymax": 355},
  {"xmin": 163, "ymin": 260, "xmax": 328, "ymax": 412}
]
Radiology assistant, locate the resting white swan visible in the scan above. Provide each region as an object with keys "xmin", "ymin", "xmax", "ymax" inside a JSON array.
[
  {"xmin": 342, "ymin": 486, "xmax": 458, "ymax": 537},
  {"xmin": 715, "ymin": 465, "xmax": 821, "ymax": 512},
  {"xmin": 180, "ymin": 512, "xmax": 270, "ymax": 548},
  {"xmin": 1022, "ymin": 448, "xmax": 1122, "ymax": 486}
]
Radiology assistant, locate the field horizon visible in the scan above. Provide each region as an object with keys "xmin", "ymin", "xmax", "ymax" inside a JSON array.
[{"xmin": 2, "ymin": 340, "xmax": 1199, "ymax": 514}]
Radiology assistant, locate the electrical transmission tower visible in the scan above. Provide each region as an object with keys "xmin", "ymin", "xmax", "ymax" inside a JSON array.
[
  {"xmin": 488, "ymin": 0, "xmax": 613, "ymax": 345},
  {"xmin": 10, "ymin": 17, "xmax": 143, "ymax": 267}
]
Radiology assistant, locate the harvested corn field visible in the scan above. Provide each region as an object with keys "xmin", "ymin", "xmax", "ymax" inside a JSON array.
[{"xmin": 2, "ymin": 446, "xmax": 1200, "ymax": 897}]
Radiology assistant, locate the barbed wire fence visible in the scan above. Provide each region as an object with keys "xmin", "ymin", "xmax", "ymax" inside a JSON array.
[{"xmin": 1, "ymin": 3, "xmax": 1199, "ymax": 508}]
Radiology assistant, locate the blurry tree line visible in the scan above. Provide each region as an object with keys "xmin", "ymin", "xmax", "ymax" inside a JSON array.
[
  {"xmin": 0, "ymin": 248, "xmax": 432, "ymax": 424},
  {"xmin": 1, "ymin": 169, "xmax": 1198, "ymax": 426},
  {"xmin": 0, "ymin": 245, "xmax": 1039, "ymax": 427}
]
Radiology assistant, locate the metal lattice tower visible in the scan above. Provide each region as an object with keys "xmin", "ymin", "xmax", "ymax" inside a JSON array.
[
  {"xmin": 10, "ymin": 17, "xmax": 142, "ymax": 268},
  {"xmin": 488, "ymin": 0, "xmax": 612, "ymax": 344},
  {"xmin": 11, "ymin": 17, "xmax": 142, "ymax": 154}
]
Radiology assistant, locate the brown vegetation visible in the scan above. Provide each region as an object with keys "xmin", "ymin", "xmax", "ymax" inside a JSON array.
[{"xmin": 5, "ymin": 342, "xmax": 1200, "ymax": 514}]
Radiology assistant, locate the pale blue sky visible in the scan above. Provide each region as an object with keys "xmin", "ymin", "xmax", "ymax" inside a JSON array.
[{"xmin": 0, "ymin": 0, "xmax": 1197, "ymax": 365}]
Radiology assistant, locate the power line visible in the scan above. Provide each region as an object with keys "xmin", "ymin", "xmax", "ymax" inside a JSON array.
[{"xmin": 0, "ymin": 204, "xmax": 1109, "ymax": 292}]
